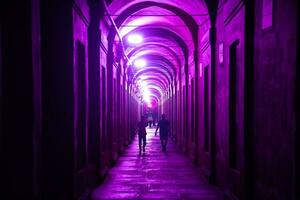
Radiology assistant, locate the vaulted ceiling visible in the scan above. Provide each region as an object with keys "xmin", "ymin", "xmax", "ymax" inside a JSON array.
[{"xmin": 106, "ymin": 0, "xmax": 211, "ymax": 107}]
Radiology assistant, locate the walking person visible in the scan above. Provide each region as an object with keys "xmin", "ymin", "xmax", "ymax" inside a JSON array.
[
  {"xmin": 137, "ymin": 116, "xmax": 148, "ymax": 154},
  {"xmin": 148, "ymin": 114, "xmax": 153, "ymax": 128},
  {"xmin": 155, "ymin": 114, "xmax": 170, "ymax": 152}
]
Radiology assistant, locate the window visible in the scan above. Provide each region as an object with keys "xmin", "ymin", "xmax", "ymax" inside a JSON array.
[{"xmin": 262, "ymin": 0, "xmax": 273, "ymax": 29}]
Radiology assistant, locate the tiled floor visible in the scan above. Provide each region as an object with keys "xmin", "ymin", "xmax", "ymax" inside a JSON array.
[{"xmin": 92, "ymin": 127, "xmax": 224, "ymax": 200}]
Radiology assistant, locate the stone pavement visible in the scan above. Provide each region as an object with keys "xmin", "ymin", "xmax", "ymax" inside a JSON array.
[{"xmin": 92, "ymin": 127, "xmax": 224, "ymax": 200}]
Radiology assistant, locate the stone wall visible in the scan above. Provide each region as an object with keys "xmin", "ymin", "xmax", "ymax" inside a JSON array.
[{"xmin": 252, "ymin": 0, "xmax": 297, "ymax": 199}]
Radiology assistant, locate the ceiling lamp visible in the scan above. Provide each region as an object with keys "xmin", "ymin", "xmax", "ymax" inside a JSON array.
[
  {"xmin": 134, "ymin": 59, "xmax": 146, "ymax": 68},
  {"xmin": 127, "ymin": 34, "xmax": 143, "ymax": 44}
]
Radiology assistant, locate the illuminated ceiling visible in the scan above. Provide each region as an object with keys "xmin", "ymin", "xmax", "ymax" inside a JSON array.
[{"xmin": 106, "ymin": 0, "xmax": 210, "ymax": 106}]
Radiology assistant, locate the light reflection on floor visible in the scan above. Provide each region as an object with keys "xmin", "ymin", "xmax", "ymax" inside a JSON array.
[{"xmin": 92, "ymin": 127, "xmax": 224, "ymax": 200}]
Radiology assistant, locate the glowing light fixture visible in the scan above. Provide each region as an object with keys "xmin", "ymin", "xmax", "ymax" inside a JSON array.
[
  {"xmin": 143, "ymin": 89, "xmax": 151, "ymax": 104},
  {"xmin": 143, "ymin": 96, "xmax": 151, "ymax": 103},
  {"xmin": 134, "ymin": 59, "xmax": 146, "ymax": 68},
  {"xmin": 140, "ymin": 81, "xmax": 148, "ymax": 88},
  {"xmin": 143, "ymin": 89, "xmax": 151, "ymax": 96},
  {"xmin": 127, "ymin": 34, "xmax": 143, "ymax": 44}
]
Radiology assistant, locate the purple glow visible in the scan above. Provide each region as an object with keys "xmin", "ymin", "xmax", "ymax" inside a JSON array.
[
  {"xmin": 143, "ymin": 96, "xmax": 151, "ymax": 103},
  {"xmin": 143, "ymin": 89, "xmax": 150, "ymax": 96},
  {"xmin": 134, "ymin": 59, "xmax": 146, "ymax": 68},
  {"xmin": 140, "ymin": 81, "xmax": 147, "ymax": 87},
  {"xmin": 127, "ymin": 34, "xmax": 143, "ymax": 44}
]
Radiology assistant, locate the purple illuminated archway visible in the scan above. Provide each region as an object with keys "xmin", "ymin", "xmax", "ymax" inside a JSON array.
[{"xmin": 105, "ymin": 0, "xmax": 210, "ymax": 105}]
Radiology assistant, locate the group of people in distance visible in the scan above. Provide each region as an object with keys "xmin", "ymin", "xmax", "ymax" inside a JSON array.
[
  {"xmin": 147, "ymin": 114, "xmax": 154, "ymax": 127},
  {"xmin": 137, "ymin": 114, "xmax": 170, "ymax": 154}
]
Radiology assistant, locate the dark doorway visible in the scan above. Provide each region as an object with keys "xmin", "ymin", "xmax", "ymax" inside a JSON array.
[
  {"xmin": 204, "ymin": 65, "xmax": 209, "ymax": 152},
  {"xmin": 76, "ymin": 41, "xmax": 87, "ymax": 170},
  {"xmin": 229, "ymin": 40, "xmax": 239, "ymax": 169},
  {"xmin": 191, "ymin": 78, "xmax": 195, "ymax": 142},
  {"xmin": 101, "ymin": 66, "xmax": 106, "ymax": 152},
  {"xmin": 296, "ymin": 2, "xmax": 300, "ymax": 198}
]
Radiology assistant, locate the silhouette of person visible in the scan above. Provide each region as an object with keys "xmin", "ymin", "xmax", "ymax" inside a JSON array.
[
  {"xmin": 148, "ymin": 114, "xmax": 153, "ymax": 128},
  {"xmin": 137, "ymin": 116, "xmax": 148, "ymax": 154},
  {"xmin": 155, "ymin": 114, "xmax": 170, "ymax": 152}
]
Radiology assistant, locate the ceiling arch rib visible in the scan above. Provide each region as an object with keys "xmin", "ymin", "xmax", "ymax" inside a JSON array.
[
  {"xmin": 126, "ymin": 43, "xmax": 182, "ymax": 71},
  {"xmin": 136, "ymin": 77, "xmax": 168, "ymax": 94},
  {"xmin": 133, "ymin": 67, "xmax": 172, "ymax": 85},
  {"xmin": 141, "ymin": 86, "xmax": 163, "ymax": 106},
  {"xmin": 121, "ymin": 20, "xmax": 192, "ymax": 67},
  {"xmin": 133, "ymin": 70, "xmax": 170, "ymax": 90},
  {"xmin": 108, "ymin": 0, "xmax": 208, "ymax": 20},
  {"xmin": 129, "ymin": 50, "xmax": 178, "ymax": 80},
  {"xmin": 106, "ymin": 0, "xmax": 209, "ymax": 105},
  {"xmin": 108, "ymin": 0, "xmax": 205, "ymax": 41},
  {"xmin": 123, "ymin": 26, "xmax": 189, "ymax": 70},
  {"xmin": 119, "ymin": 7, "xmax": 193, "ymax": 40},
  {"xmin": 107, "ymin": 0, "xmax": 200, "ymax": 65},
  {"xmin": 136, "ymin": 77, "xmax": 168, "ymax": 92},
  {"xmin": 143, "ymin": 85, "xmax": 164, "ymax": 98},
  {"xmin": 121, "ymin": 12, "xmax": 192, "ymax": 57},
  {"xmin": 130, "ymin": 56, "xmax": 175, "ymax": 80},
  {"xmin": 130, "ymin": 54, "xmax": 177, "ymax": 78}
]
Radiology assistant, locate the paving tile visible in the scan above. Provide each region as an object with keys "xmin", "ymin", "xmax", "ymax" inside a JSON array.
[{"xmin": 92, "ymin": 128, "xmax": 224, "ymax": 200}]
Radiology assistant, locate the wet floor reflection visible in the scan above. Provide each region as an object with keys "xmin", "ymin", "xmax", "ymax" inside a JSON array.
[{"xmin": 92, "ymin": 128, "xmax": 223, "ymax": 200}]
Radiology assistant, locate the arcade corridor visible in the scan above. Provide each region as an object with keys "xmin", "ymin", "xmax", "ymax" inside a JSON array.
[{"xmin": 0, "ymin": 0, "xmax": 299, "ymax": 200}]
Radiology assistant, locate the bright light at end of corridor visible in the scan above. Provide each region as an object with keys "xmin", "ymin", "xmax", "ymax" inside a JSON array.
[
  {"xmin": 143, "ymin": 92, "xmax": 151, "ymax": 104},
  {"xmin": 139, "ymin": 81, "xmax": 147, "ymax": 88},
  {"xmin": 127, "ymin": 34, "xmax": 143, "ymax": 44},
  {"xmin": 143, "ymin": 89, "xmax": 151, "ymax": 97}
]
